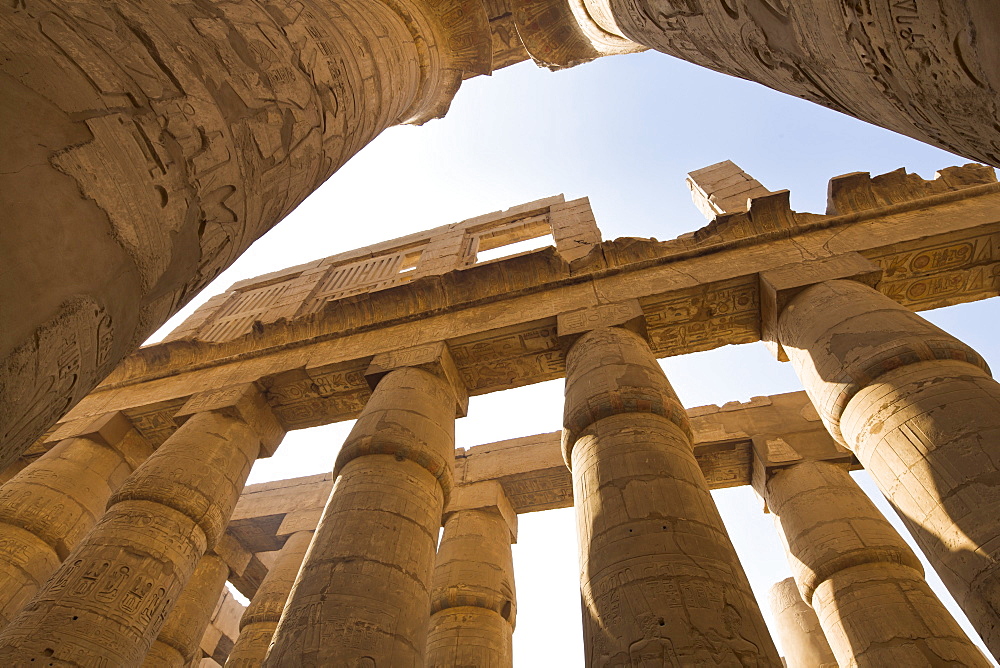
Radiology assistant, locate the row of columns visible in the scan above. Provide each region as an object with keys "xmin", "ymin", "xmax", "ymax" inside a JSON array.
[{"xmin": 0, "ymin": 271, "xmax": 997, "ymax": 666}]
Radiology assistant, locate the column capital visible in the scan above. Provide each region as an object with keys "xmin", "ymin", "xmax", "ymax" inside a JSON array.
[
  {"xmin": 749, "ymin": 431, "xmax": 853, "ymax": 512},
  {"xmin": 366, "ymin": 341, "xmax": 469, "ymax": 416},
  {"xmin": 176, "ymin": 383, "xmax": 284, "ymax": 457},
  {"xmin": 445, "ymin": 481, "xmax": 517, "ymax": 543},
  {"xmin": 556, "ymin": 299, "xmax": 647, "ymax": 348},
  {"xmin": 759, "ymin": 252, "xmax": 882, "ymax": 361}
]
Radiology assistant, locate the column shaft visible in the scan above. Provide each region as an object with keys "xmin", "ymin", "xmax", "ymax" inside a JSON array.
[
  {"xmin": 768, "ymin": 577, "xmax": 836, "ymax": 668},
  {"xmin": 225, "ymin": 531, "xmax": 314, "ymax": 667},
  {"xmin": 0, "ymin": 0, "xmax": 488, "ymax": 468},
  {"xmin": 536, "ymin": 0, "xmax": 1000, "ymax": 166},
  {"xmin": 0, "ymin": 413, "xmax": 151, "ymax": 627},
  {"xmin": 563, "ymin": 326, "xmax": 780, "ymax": 667},
  {"xmin": 426, "ymin": 506, "xmax": 516, "ymax": 667},
  {"xmin": 778, "ymin": 278, "xmax": 1000, "ymax": 656},
  {"xmin": 264, "ymin": 367, "xmax": 457, "ymax": 666},
  {"xmin": 0, "ymin": 396, "xmax": 269, "ymax": 664},
  {"xmin": 144, "ymin": 552, "xmax": 230, "ymax": 667},
  {"xmin": 766, "ymin": 459, "xmax": 989, "ymax": 666}
]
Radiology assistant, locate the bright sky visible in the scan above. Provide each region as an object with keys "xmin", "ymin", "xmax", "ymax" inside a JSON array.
[{"xmin": 149, "ymin": 50, "xmax": 1000, "ymax": 665}]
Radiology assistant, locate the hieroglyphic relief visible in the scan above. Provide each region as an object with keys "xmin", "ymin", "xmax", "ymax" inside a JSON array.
[
  {"xmin": 263, "ymin": 366, "xmax": 371, "ymax": 429},
  {"xmin": 642, "ymin": 278, "xmax": 759, "ymax": 356},
  {"xmin": 451, "ymin": 323, "xmax": 565, "ymax": 393},
  {"xmin": 499, "ymin": 467, "xmax": 572, "ymax": 513},
  {"xmin": 867, "ymin": 228, "xmax": 1000, "ymax": 311}
]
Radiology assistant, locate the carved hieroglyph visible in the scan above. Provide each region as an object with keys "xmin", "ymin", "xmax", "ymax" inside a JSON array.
[
  {"xmin": 563, "ymin": 326, "xmax": 781, "ymax": 667},
  {"xmin": 768, "ymin": 578, "xmax": 836, "ymax": 668},
  {"xmin": 777, "ymin": 278, "xmax": 1000, "ymax": 658},
  {"xmin": 0, "ymin": 0, "xmax": 502, "ymax": 470},
  {"xmin": 0, "ymin": 384, "xmax": 281, "ymax": 664},
  {"xmin": 264, "ymin": 365, "xmax": 460, "ymax": 666},
  {"xmin": 766, "ymin": 459, "xmax": 989, "ymax": 667},
  {"xmin": 526, "ymin": 0, "xmax": 1000, "ymax": 169}
]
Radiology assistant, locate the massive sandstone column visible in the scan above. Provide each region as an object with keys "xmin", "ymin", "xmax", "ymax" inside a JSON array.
[
  {"xmin": 225, "ymin": 530, "xmax": 314, "ymax": 667},
  {"xmin": 0, "ymin": 0, "xmax": 492, "ymax": 469},
  {"xmin": 0, "ymin": 383, "xmax": 282, "ymax": 664},
  {"xmin": 765, "ymin": 459, "xmax": 989, "ymax": 667},
  {"xmin": 143, "ymin": 552, "xmax": 231, "ymax": 667},
  {"xmin": 558, "ymin": 303, "xmax": 780, "ymax": 666},
  {"xmin": 768, "ymin": 578, "xmax": 836, "ymax": 668},
  {"xmin": 426, "ymin": 481, "xmax": 517, "ymax": 668},
  {"xmin": 772, "ymin": 273, "xmax": 1000, "ymax": 658},
  {"xmin": 264, "ymin": 343, "xmax": 465, "ymax": 666},
  {"xmin": 0, "ymin": 411, "xmax": 151, "ymax": 628},
  {"xmin": 515, "ymin": 0, "xmax": 1000, "ymax": 167}
]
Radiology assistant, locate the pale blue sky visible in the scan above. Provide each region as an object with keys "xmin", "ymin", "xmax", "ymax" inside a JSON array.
[{"xmin": 150, "ymin": 49, "xmax": 999, "ymax": 665}]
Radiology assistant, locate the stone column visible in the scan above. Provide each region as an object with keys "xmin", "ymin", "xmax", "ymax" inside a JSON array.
[
  {"xmin": 264, "ymin": 343, "xmax": 465, "ymax": 666},
  {"xmin": 0, "ymin": 383, "xmax": 283, "ymax": 664},
  {"xmin": 558, "ymin": 302, "xmax": 781, "ymax": 667},
  {"xmin": 0, "ymin": 411, "xmax": 152, "ymax": 627},
  {"xmin": 225, "ymin": 530, "xmax": 314, "ymax": 667},
  {"xmin": 765, "ymin": 459, "xmax": 989, "ymax": 666},
  {"xmin": 764, "ymin": 261, "xmax": 1000, "ymax": 658},
  {"xmin": 516, "ymin": 0, "xmax": 1000, "ymax": 168},
  {"xmin": 143, "ymin": 552, "xmax": 231, "ymax": 667},
  {"xmin": 768, "ymin": 578, "xmax": 836, "ymax": 668},
  {"xmin": 426, "ymin": 481, "xmax": 517, "ymax": 668},
  {"xmin": 0, "ymin": 0, "xmax": 493, "ymax": 470}
]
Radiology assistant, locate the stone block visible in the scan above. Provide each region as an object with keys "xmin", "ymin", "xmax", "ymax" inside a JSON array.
[
  {"xmin": 366, "ymin": 341, "xmax": 469, "ymax": 416},
  {"xmin": 176, "ymin": 383, "xmax": 285, "ymax": 457},
  {"xmin": 759, "ymin": 252, "xmax": 882, "ymax": 361}
]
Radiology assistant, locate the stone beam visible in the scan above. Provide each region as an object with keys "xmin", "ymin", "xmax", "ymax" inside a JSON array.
[
  {"xmin": 225, "ymin": 391, "xmax": 848, "ymax": 558},
  {"xmin": 38, "ymin": 164, "xmax": 1000, "ymax": 449}
]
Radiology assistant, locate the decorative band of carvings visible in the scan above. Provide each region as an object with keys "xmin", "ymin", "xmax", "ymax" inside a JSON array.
[
  {"xmin": 430, "ymin": 592, "xmax": 514, "ymax": 622},
  {"xmin": 333, "ymin": 437, "xmax": 455, "ymax": 503},
  {"xmin": 826, "ymin": 340, "xmax": 990, "ymax": 428}
]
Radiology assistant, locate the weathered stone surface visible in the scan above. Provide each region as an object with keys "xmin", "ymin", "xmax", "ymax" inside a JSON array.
[
  {"xmin": 40, "ymin": 165, "xmax": 999, "ymax": 444},
  {"xmin": 264, "ymin": 367, "xmax": 458, "ymax": 666},
  {"xmin": 200, "ymin": 588, "xmax": 245, "ymax": 666},
  {"xmin": 226, "ymin": 531, "xmax": 313, "ymax": 667},
  {"xmin": 778, "ymin": 278, "xmax": 1000, "ymax": 658},
  {"xmin": 766, "ymin": 459, "xmax": 988, "ymax": 667},
  {"xmin": 546, "ymin": 0, "xmax": 1000, "ymax": 168},
  {"xmin": 427, "ymin": 483, "xmax": 516, "ymax": 667},
  {"xmin": 768, "ymin": 578, "xmax": 836, "ymax": 668},
  {"xmin": 563, "ymin": 327, "xmax": 780, "ymax": 667},
  {"xmin": 688, "ymin": 160, "xmax": 772, "ymax": 220},
  {"xmin": 0, "ymin": 0, "xmax": 501, "ymax": 470},
  {"xmin": 145, "ymin": 552, "xmax": 231, "ymax": 667},
  {"xmin": 0, "ymin": 387, "xmax": 277, "ymax": 664},
  {"xmin": 0, "ymin": 412, "xmax": 151, "ymax": 628}
]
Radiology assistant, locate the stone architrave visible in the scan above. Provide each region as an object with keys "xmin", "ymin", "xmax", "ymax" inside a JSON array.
[
  {"xmin": 144, "ymin": 552, "xmax": 231, "ymax": 666},
  {"xmin": 225, "ymin": 530, "xmax": 314, "ymax": 667},
  {"xmin": 263, "ymin": 344, "xmax": 464, "ymax": 666},
  {"xmin": 771, "ymin": 274, "xmax": 1000, "ymax": 658},
  {"xmin": 0, "ymin": 412, "xmax": 152, "ymax": 628},
  {"xmin": 426, "ymin": 481, "xmax": 517, "ymax": 668},
  {"xmin": 518, "ymin": 0, "xmax": 1000, "ymax": 168},
  {"xmin": 0, "ymin": 0, "xmax": 496, "ymax": 471},
  {"xmin": 559, "ymin": 308, "xmax": 781, "ymax": 667},
  {"xmin": 765, "ymin": 459, "xmax": 989, "ymax": 667},
  {"xmin": 768, "ymin": 578, "xmax": 836, "ymax": 668},
  {"xmin": 0, "ymin": 383, "xmax": 282, "ymax": 664}
]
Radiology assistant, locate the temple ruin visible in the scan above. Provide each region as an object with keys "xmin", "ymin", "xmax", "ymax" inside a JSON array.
[{"xmin": 0, "ymin": 160, "xmax": 996, "ymax": 664}]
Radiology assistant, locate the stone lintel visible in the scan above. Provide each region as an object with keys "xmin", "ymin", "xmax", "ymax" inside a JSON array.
[
  {"xmin": 44, "ymin": 411, "xmax": 135, "ymax": 447},
  {"xmin": 175, "ymin": 383, "xmax": 285, "ymax": 457},
  {"xmin": 556, "ymin": 299, "xmax": 647, "ymax": 347},
  {"xmin": 213, "ymin": 532, "xmax": 253, "ymax": 578},
  {"xmin": 759, "ymin": 252, "xmax": 883, "ymax": 361},
  {"xmin": 366, "ymin": 342, "xmax": 469, "ymax": 416},
  {"xmin": 445, "ymin": 480, "xmax": 518, "ymax": 543}
]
